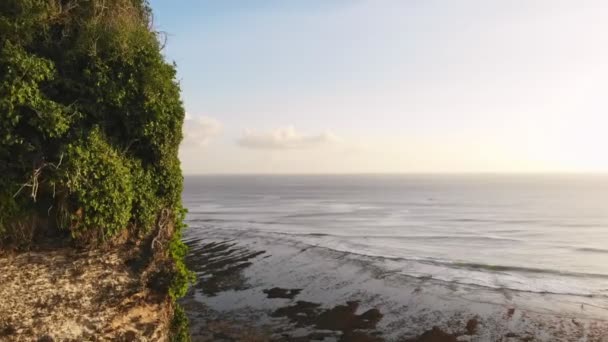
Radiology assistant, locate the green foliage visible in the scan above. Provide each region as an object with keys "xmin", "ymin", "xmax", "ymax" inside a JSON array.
[
  {"xmin": 62, "ymin": 128, "xmax": 134, "ymax": 238},
  {"xmin": 0, "ymin": 0, "xmax": 185, "ymax": 242},
  {"xmin": 1, "ymin": 2, "xmax": 193, "ymax": 337},
  {"xmin": 129, "ymin": 161, "xmax": 161, "ymax": 233},
  {"xmin": 168, "ymin": 207, "xmax": 194, "ymax": 300},
  {"xmin": 0, "ymin": 40, "xmax": 72, "ymax": 146},
  {"xmin": 170, "ymin": 304, "xmax": 191, "ymax": 342},
  {"xmin": 0, "ymin": 192, "xmax": 28, "ymax": 244},
  {"xmin": 168, "ymin": 236, "xmax": 195, "ymax": 300}
]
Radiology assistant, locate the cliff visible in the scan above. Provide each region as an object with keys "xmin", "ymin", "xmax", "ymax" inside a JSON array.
[
  {"xmin": 0, "ymin": 246, "xmax": 172, "ymax": 341},
  {"xmin": 0, "ymin": 1, "xmax": 191, "ymax": 340}
]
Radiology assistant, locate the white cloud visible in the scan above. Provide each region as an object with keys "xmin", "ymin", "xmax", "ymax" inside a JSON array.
[
  {"xmin": 237, "ymin": 126, "xmax": 341, "ymax": 150},
  {"xmin": 181, "ymin": 114, "xmax": 222, "ymax": 148}
]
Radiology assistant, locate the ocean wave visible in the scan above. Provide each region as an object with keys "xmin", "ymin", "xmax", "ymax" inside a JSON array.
[
  {"xmin": 186, "ymin": 225, "xmax": 608, "ymax": 298},
  {"xmin": 188, "ymin": 218, "xmax": 282, "ymax": 225},
  {"xmin": 293, "ymin": 246, "xmax": 608, "ymax": 298},
  {"xmin": 187, "ymin": 229, "xmax": 608, "ymax": 299},
  {"xmin": 416, "ymin": 276, "xmax": 602, "ymax": 299},
  {"xmin": 301, "ymin": 243, "xmax": 608, "ymax": 281},
  {"xmin": 187, "ymin": 221, "xmax": 525, "ymax": 242},
  {"xmin": 574, "ymin": 247, "xmax": 608, "ymax": 254},
  {"xmin": 445, "ymin": 218, "xmax": 540, "ymax": 225},
  {"xmin": 191, "ymin": 226, "xmax": 608, "ymax": 279},
  {"xmin": 449, "ymin": 262, "xmax": 608, "ymax": 280},
  {"xmin": 270, "ymin": 230, "xmax": 523, "ymax": 243},
  {"xmin": 282, "ymin": 212, "xmax": 352, "ymax": 219}
]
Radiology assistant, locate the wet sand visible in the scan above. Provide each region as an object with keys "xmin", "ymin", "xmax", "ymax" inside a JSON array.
[{"xmin": 180, "ymin": 230, "xmax": 608, "ymax": 341}]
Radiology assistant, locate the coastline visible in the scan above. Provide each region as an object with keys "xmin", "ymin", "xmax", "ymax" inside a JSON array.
[
  {"xmin": 181, "ymin": 228, "xmax": 608, "ymax": 341},
  {"xmin": 4, "ymin": 225, "xmax": 607, "ymax": 341}
]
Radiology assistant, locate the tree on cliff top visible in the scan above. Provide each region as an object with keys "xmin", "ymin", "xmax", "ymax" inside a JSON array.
[
  {"xmin": 1, "ymin": 1, "xmax": 193, "ymax": 338},
  {"xmin": 0, "ymin": 0, "xmax": 184, "ymax": 242},
  {"xmin": 0, "ymin": 0, "xmax": 193, "ymax": 316}
]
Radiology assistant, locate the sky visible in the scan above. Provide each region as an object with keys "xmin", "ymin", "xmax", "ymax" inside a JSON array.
[{"xmin": 149, "ymin": 0, "xmax": 608, "ymax": 174}]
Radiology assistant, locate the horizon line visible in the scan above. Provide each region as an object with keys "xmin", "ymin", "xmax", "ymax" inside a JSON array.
[{"xmin": 183, "ymin": 171, "xmax": 608, "ymax": 176}]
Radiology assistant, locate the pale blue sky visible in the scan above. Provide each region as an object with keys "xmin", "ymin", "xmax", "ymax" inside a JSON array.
[{"xmin": 150, "ymin": 0, "xmax": 608, "ymax": 174}]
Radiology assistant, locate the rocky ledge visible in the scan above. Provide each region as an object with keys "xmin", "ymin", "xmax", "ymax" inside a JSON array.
[{"xmin": 0, "ymin": 246, "xmax": 172, "ymax": 341}]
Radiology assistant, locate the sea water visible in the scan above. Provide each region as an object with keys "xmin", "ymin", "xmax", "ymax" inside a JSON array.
[{"xmin": 182, "ymin": 174, "xmax": 608, "ymax": 299}]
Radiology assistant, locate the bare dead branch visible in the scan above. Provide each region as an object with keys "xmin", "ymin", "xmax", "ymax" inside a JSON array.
[
  {"xmin": 151, "ymin": 208, "xmax": 171, "ymax": 251},
  {"xmin": 12, "ymin": 153, "xmax": 64, "ymax": 202}
]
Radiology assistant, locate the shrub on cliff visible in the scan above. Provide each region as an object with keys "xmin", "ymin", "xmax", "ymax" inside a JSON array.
[
  {"xmin": 0, "ymin": 0, "xmax": 191, "ymax": 336},
  {"xmin": 62, "ymin": 128, "xmax": 134, "ymax": 239},
  {"xmin": 0, "ymin": 1, "xmax": 192, "ymax": 337},
  {"xmin": 0, "ymin": 0, "xmax": 183, "ymax": 243}
]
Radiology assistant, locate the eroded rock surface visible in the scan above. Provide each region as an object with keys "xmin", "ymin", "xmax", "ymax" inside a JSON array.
[{"xmin": 0, "ymin": 248, "xmax": 171, "ymax": 341}]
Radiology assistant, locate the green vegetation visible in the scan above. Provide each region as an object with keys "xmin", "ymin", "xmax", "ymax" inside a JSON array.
[
  {"xmin": 170, "ymin": 304, "xmax": 191, "ymax": 342},
  {"xmin": 0, "ymin": 0, "xmax": 192, "ymax": 339}
]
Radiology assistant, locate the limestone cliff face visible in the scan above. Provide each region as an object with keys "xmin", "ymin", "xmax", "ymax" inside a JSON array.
[{"xmin": 0, "ymin": 247, "xmax": 173, "ymax": 341}]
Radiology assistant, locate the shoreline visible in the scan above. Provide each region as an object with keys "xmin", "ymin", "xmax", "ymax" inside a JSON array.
[{"xmin": 181, "ymin": 228, "xmax": 608, "ymax": 341}]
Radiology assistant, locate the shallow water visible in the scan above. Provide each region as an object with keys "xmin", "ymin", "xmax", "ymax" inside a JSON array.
[{"xmin": 183, "ymin": 174, "xmax": 608, "ymax": 298}]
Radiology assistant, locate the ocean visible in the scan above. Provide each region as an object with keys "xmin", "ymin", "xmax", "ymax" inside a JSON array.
[{"xmin": 182, "ymin": 174, "xmax": 608, "ymax": 299}]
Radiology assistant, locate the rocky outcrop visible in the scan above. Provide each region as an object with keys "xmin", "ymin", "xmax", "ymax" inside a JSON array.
[{"xmin": 0, "ymin": 246, "xmax": 172, "ymax": 341}]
